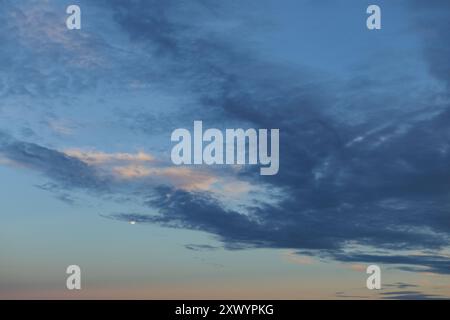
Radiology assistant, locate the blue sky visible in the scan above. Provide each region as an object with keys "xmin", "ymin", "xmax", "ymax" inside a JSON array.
[{"xmin": 0, "ymin": 0, "xmax": 450, "ymax": 299}]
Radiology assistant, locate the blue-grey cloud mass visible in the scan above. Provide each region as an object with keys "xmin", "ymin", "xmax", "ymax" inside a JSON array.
[{"xmin": 1, "ymin": 0, "xmax": 449, "ymax": 278}]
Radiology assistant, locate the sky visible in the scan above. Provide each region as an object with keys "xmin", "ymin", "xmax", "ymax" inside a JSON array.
[{"xmin": 0, "ymin": 0, "xmax": 450, "ymax": 299}]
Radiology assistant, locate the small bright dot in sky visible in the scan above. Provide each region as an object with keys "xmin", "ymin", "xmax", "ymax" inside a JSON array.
[{"xmin": 130, "ymin": 221, "xmax": 136, "ymax": 225}]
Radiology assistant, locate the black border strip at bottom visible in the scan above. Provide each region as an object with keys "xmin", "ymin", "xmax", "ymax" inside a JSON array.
[{"xmin": 1, "ymin": 300, "xmax": 446, "ymax": 318}]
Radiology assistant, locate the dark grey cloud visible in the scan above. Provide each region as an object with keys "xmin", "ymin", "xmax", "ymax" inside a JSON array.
[
  {"xmin": 381, "ymin": 291, "xmax": 445, "ymax": 300},
  {"xmin": 384, "ymin": 282, "xmax": 418, "ymax": 289},
  {"xmin": 1, "ymin": 0, "xmax": 449, "ymax": 279},
  {"xmin": 0, "ymin": 131, "xmax": 110, "ymax": 192},
  {"xmin": 335, "ymin": 292, "xmax": 370, "ymax": 299},
  {"xmin": 185, "ymin": 244, "xmax": 219, "ymax": 251},
  {"xmin": 324, "ymin": 252, "xmax": 450, "ymax": 274},
  {"xmin": 97, "ymin": 0, "xmax": 450, "ymax": 274},
  {"xmin": 335, "ymin": 285, "xmax": 444, "ymax": 300}
]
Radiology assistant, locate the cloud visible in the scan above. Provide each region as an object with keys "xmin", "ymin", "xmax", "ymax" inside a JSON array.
[
  {"xmin": 0, "ymin": 131, "xmax": 266, "ymax": 210},
  {"xmin": 381, "ymin": 291, "xmax": 445, "ymax": 300},
  {"xmin": 0, "ymin": 131, "xmax": 110, "ymax": 192},
  {"xmin": 184, "ymin": 244, "xmax": 219, "ymax": 251},
  {"xmin": 1, "ymin": 0, "xmax": 450, "ymax": 281},
  {"xmin": 0, "ymin": 1, "xmax": 110, "ymax": 100},
  {"xmin": 48, "ymin": 120, "xmax": 76, "ymax": 136},
  {"xmin": 410, "ymin": 0, "xmax": 450, "ymax": 88},
  {"xmin": 328, "ymin": 252, "xmax": 450, "ymax": 275},
  {"xmin": 282, "ymin": 251, "xmax": 314, "ymax": 265},
  {"xmin": 65, "ymin": 149, "xmax": 155, "ymax": 165},
  {"xmin": 348, "ymin": 264, "xmax": 366, "ymax": 272},
  {"xmin": 97, "ymin": 0, "xmax": 450, "ymax": 275},
  {"xmin": 335, "ymin": 292, "xmax": 370, "ymax": 299},
  {"xmin": 112, "ymin": 165, "xmax": 219, "ymax": 191},
  {"xmin": 384, "ymin": 282, "xmax": 418, "ymax": 289},
  {"xmin": 64, "ymin": 148, "xmax": 218, "ymax": 190}
]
